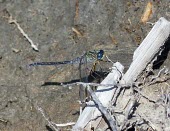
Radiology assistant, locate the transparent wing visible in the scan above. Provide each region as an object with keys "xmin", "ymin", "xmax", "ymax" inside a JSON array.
[
  {"xmin": 78, "ymin": 51, "xmax": 105, "ymax": 103},
  {"xmin": 78, "ymin": 54, "xmax": 94, "ymax": 103}
]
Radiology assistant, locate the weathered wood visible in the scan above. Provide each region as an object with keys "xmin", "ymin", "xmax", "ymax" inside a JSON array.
[
  {"xmin": 86, "ymin": 86, "xmax": 118, "ymax": 131},
  {"xmin": 97, "ymin": 17, "xmax": 170, "ymax": 130},
  {"xmin": 73, "ymin": 17, "xmax": 170, "ymax": 130},
  {"xmin": 121, "ymin": 17, "xmax": 170, "ymax": 85},
  {"xmin": 73, "ymin": 62, "xmax": 124, "ymax": 130}
]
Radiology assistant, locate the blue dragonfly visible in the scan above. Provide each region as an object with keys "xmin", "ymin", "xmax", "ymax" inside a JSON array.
[{"xmin": 29, "ymin": 50, "xmax": 106, "ymax": 103}]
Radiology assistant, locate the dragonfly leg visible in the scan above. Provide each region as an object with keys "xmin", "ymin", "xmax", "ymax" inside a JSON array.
[
  {"xmin": 89, "ymin": 61, "xmax": 98, "ymax": 79},
  {"xmin": 90, "ymin": 61, "xmax": 103, "ymax": 80}
]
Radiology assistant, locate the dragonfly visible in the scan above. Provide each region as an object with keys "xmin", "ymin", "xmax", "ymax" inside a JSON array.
[
  {"xmin": 29, "ymin": 50, "xmax": 104, "ymax": 67},
  {"xmin": 28, "ymin": 46, "xmax": 136, "ymax": 103},
  {"xmin": 29, "ymin": 49, "xmax": 108, "ymax": 103}
]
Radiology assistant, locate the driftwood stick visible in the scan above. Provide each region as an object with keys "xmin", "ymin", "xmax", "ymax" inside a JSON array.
[
  {"xmin": 73, "ymin": 62, "xmax": 124, "ymax": 130},
  {"xmin": 112, "ymin": 17, "xmax": 170, "ymax": 105},
  {"xmin": 87, "ymin": 85, "xmax": 117, "ymax": 131},
  {"xmin": 73, "ymin": 17, "xmax": 170, "ymax": 131},
  {"xmin": 121, "ymin": 17, "xmax": 170, "ymax": 85}
]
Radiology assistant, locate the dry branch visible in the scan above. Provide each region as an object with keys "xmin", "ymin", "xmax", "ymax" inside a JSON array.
[
  {"xmin": 121, "ymin": 17, "xmax": 170, "ymax": 85},
  {"xmin": 73, "ymin": 62, "xmax": 124, "ymax": 130},
  {"xmin": 73, "ymin": 17, "xmax": 170, "ymax": 130},
  {"xmin": 8, "ymin": 16, "xmax": 39, "ymax": 51},
  {"xmin": 37, "ymin": 106, "xmax": 59, "ymax": 131},
  {"xmin": 87, "ymin": 85, "xmax": 117, "ymax": 131}
]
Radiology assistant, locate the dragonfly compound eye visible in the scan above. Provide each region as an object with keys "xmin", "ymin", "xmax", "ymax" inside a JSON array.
[{"xmin": 97, "ymin": 50, "xmax": 104, "ymax": 60}]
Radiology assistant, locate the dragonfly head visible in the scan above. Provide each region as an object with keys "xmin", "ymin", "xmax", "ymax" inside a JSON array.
[{"xmin": 97, "ymin": 50, "xmax": 104, "ymax": 60}]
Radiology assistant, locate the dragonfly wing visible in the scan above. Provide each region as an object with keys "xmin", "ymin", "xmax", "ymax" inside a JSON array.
[
  {"xmin": 78, "ymin": 54, "xmax": 96, "ymax": 103},
  {"xmin": 79, "ymin": 55, "xmax": 87, "ymax": 103}
]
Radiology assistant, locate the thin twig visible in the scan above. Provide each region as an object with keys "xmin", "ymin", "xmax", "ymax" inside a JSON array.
[
  {"xmin": 124, "ymin": 97, "xmax": 138, "ymax": 119},
  {"xmin": 159, "ymin": 87, "xmax": 170, "ymax": 118},
  {"xmin": 62, "ymin": 82, "xmax": 117, "ymax": 88},
  {"xmin": 137, "ymin": 113, "xmax": 162, "ymax": 130},
  {"xmin": 8, "ymin": 15, "xmax": 39, "ymax": 51},
  {"xmin": 120, "ymin": 89, "xmax": 139, "ymax": 130},
  {"xmin": 133, "ymin": 87, "xmax": 156, "ymax": 103},
  {"xmin": 148, "ymin": 75, "xmax": 170, "ymax": 86},
  {"xmin": 37, "ymin": 106, "xmax": 59, "ymax": 131},
  {"xmin": 86, "ymin": 85, "xmax": 118, "ymax": 131},
  {"xmin": 112, "ymin": 85, "xmax": 122, "ymax": 105},
  {"xmin": 62, "ymin": 80, "xmax": 136, "ymax": 90},
  {"xmin": 151, "ymin": 66, "xmax": 166, "ymax": 81},
  {"xmin": 51, "ymin": 122, "xmax": 75, "ymax": 127}
]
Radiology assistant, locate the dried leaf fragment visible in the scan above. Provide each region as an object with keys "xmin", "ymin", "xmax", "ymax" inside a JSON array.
[
  {"xmin": 110, "ymin": 34, "xmax": 118, "ymax": 45},
  {"xmin": 72, "ymin": 27, "xmax": 83, "ymax": 37},
  {"xmin": 141, "ymin": 2, "xmax": 153, "ymax": 23}
]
